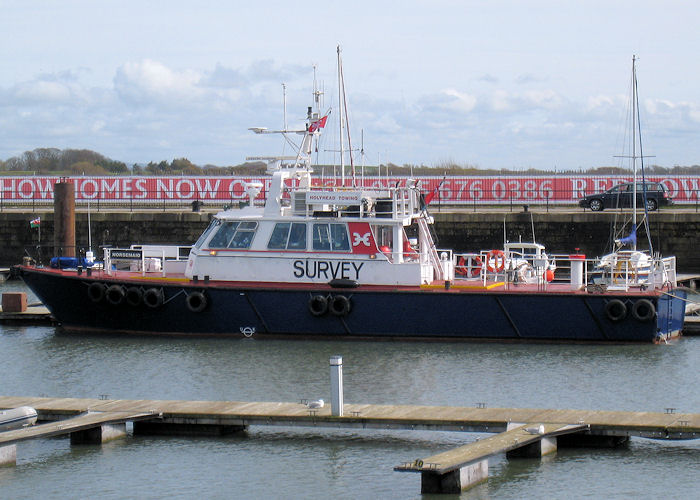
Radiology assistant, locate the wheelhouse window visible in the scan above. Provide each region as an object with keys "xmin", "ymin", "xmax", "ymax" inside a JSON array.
[
  {"xmin": 267, "ymin": 222, "xmax": 307, "ymax": 250},
  {"xmin": 194, "ymin": 219, "xmax": 220, "ymax": 249},
  {"xmin": 209, "ymin": 221, "xmax": 258, "ymax": 249},
  {"xmin": 288, "ymin": 223, "xmax": 307, "ymax": 249},
  {"xmin": 373, "ymin": 225, "xmax": 393, "ymax": 253},
  {"xmin": 312, "ymin": 223, "xmax": 350, "ymax": 252}
]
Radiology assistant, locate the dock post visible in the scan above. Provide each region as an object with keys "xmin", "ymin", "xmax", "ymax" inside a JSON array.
[
  {"xmin": 505, "ymin": 422, "xmax": 557, "ymax": 458},
  {"xmin": 54, "ymin": 180, "xmax": 76, "ymax": 258},
  {"xmin": 421, "ymin": 459, "xmax": 488, "ymax": 494},
  {"xmin": 330, "ymin": 355, "xmax": 343, "ymax": 417},
  {"xmin": 70, "ymin": 423, "xmax": 126, "ymax": 444},
  {"xmin": 0, "ymin": 445, "xmax": 16, "ymax": 466}
]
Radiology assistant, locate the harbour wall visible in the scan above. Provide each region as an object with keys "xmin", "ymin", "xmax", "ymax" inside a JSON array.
[{"xmin": 1, "ymin": 210, "xmax": 698, "ymax": 272}]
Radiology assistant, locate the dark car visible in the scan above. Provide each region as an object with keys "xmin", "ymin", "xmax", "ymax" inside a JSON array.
[{"xmin": 579, "ymin": 181, "xmax": 672, "ymax": 211}]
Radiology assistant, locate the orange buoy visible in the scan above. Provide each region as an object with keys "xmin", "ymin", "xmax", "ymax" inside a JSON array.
[{"xmin": 486, "ymin": 250, "xmax": 505, "ymax": 272}]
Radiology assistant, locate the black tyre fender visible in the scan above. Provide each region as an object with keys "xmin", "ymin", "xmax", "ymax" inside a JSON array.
[
  {"xmin": 186, "ymin": 291, "xmax": 207, "ymax": 313},
  {"xmin": 125, "ymin": 287, "xmax": 143, "ymax": 307},
  {"xmin": 87, "ymin": 282, "xmax": 105, "ymax": 303},
  {"xmin": 632, "ymin": 299, "xmax": 656, "ymax": 322},
  {"xmin": 143, "ymin": 288, "xmax": 164, "ymax": 308},
  {"xmin": 605, "ymin": 299, "xmax": 627, "ymax": 322},
  {"xmin": 329, "ymin": 295, "xmax": 352, "ymax": 317},
  {"xmin": 105, "ymin": 284, "xmax": 126, "ymax": 305},
  {"xmin": 308, "ymin": 295, "xmax": 328, "ymax": 316}
]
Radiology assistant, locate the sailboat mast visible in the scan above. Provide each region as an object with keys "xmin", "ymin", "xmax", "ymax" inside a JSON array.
[
  {"xmin": 337, "ymin": 45, "xmax": 345, "ymax": 186},
  {"xmin": 631, "ymin": 55, "xmax": 637, "ymax": 249}
]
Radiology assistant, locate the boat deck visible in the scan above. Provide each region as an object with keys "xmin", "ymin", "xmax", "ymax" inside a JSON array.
[{"xmin": 20, "ymin": 266, "xmax": 663, "ymax": 296}]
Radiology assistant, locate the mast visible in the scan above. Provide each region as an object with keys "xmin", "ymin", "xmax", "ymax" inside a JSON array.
[
  {"xmin": 336, "ymin": 45, "xmax": 357, "ymax": 187},
  {"xmin": 282, "ymin": 83, "xmax": 288, "ymax": 131},
  {"xmin": 631, "ymin": 56, "xmax": 637, "ymax": 249},
  {"xmin": 634, "ymin": 57, "xmax": 655, "ymax": 253},
  {"xmin": 337, "ymin": 45, "xmax": 345, "ymax": 186},
  {"xmin": 614, "ymin": 55, "xmax": 654, "ymax": 253}
]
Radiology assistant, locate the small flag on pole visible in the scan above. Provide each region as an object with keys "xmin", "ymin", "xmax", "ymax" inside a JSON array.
[
  {"xmin": 30, "ymin": 217, "xmax": 41, "ymax": 228},
  {"xmin": 421, "ymin": 177, "xmax": 446, "ymax": 209},
  {"xmin": 309, "ymin": 114, "xmax": 328, "ymax": 133}
]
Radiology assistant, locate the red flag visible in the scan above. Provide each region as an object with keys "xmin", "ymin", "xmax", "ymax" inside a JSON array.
[
  {"xmin": 309, "ymin": 115, "xmax": 328, "ymax": 133},
  {"xmin": 423, "ymin": 177, "xmax": 445, "ymax": 207}
]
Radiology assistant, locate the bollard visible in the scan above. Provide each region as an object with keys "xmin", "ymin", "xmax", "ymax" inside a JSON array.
[
  {"xmin": 54, "ymin": 181, "xmax": 76, "ymax": 258},
  {"xmin": 569, "ymin": 253, "xmax": 586, "ymax": 290},
  {"xmin": 330, "ymin": 355, "xmax": 344, "ymax": 416}
]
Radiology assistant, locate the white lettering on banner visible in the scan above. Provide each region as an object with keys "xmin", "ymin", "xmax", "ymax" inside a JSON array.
[
  {"xmin": 228, "ymin": 179, "xmax": 246, "ymax": 199},
  {"xmin": 0, "ymin": 179, "xmax": 12, "ymax": 198},
  {"xmin": 1, "ymin": 175, "xmax": 699, "ymax": 203},
  {"xmin": 156, "ymin": 179, "xmax": 173, "ymax": 199},
  {"xmin": 101, "ymin": 179, "xmax": 119, "ymax": 198},
  {"xmin": 469, "ymin": 180, "xmax": 483, "ymax": 200},
  {"xmin": 175, "ymin": 179, "xmax": 195, "ymax": 199},
  {"xmin": 81, "ymin": 179, "xmax": 99, "ymax": 199},
  {"xmin": 17, "ymin": 179, "xmax": 34, "ymax": 199},
  {"xmin": 491, "ymin": 180, "xmax": 505, "ymax": 200},
  {"xmin": 572, "ymin": 178, "xmax": 587, "ymax": 198},
  {"xmin": 593, "ymin": 179, "xmax": 610, "ymax": 193},
  {"xmin": 679, "ymin": 178, "xmax": 700, "ymax": 199},
  {"xmin": 352, "ymin": 232, "xmax": 371, "ymax": 247},
  {"xmin": 36, "ymin": 179, "xmax": 53, "ymax": 199},
  {"xmin": 195, "ymin": 179, "xmax": 221, "ymax": 199},
  {"xmin": 135, "ymin": 178, "xmax": 148, "ymax": 198},
  {"xmin": 123, "ymin": 178, "xmax": 132, "ymax": 198}
]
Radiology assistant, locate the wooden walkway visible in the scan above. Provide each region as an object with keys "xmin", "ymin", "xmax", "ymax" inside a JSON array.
[
  {"xmin": 0, "ymin": 409, "xmax": 160, "ymax": 447},
  {"xmin": 1, "ymin": 396, "xmax": 697, "ymax": 494},
  {"xmin": 0, "ymin": 304, "xmax": 53, "ymax": 324},
  {"xmin": 1, "ymin": 396, "xmax": 698, "ymax": 439},
  {"xmin": 395, "ymin": 423, "xmax": 588, "ymax": 474}
]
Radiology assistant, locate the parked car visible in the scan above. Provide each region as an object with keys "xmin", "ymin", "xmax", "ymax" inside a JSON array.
[{"xmin": 579, "ymin": 181, "xmax": 672, "ymax": 211}]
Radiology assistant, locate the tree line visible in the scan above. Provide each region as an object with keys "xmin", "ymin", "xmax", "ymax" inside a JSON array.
[{"xmin": 2, "ymin": 147, "xmax": 700, "ymax": 176}]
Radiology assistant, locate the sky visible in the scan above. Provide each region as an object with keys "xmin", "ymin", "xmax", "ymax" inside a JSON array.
[{"xmin": 1, "ymin": 1, "xmax": 699, "ymax": 171}]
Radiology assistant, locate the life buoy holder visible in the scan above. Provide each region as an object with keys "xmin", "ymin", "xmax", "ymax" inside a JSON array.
[
  {"xmin": 143, "ymin": 288, "xmax": 164, "ymax": 309},
  {"xmin": 632, "ymin": 299, "xmax": 656, "ymax": 322},
  {"xmin": 605, "ymin": 299, "xmax": 627, "ymax": 322},
  {"xmin": 456, "ymin": 256, "xmax": 468, "ymax": 276},
  {"xmin": 486, "ymin": 250, "xmax": 506, "ymax": 273},
  {"xmin": 87, "ymin": 282, "xmax": 105, "ymax": 303},
  {"xmin": 456, "ymin": 256, "xmax": 482, "ymax": 278},
  {"xmin": 105, "ymin": 285, "xmax": 126, "ymax": 305},
  {"xmin": 329, "ymin": 295, "xmax": 351, "ymax": 316},
  {"xmin": 186, "ymin": 291, "xmax": 207, "ymax": 313},
  {"xmin": 308, "ymin": 295, "xmax": 328, "ymax": 316},
  {"xmin": 125, "ymin": 287, "xmax": 143, "ymax": 307}
]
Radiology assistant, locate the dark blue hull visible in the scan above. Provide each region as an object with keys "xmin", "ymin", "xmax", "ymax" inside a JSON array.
[{"xmin": 19, "ymin": 267, "xmax": 686, "ymax": 342}]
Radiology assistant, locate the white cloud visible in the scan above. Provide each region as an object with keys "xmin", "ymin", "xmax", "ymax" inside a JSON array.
[
  {"xmin": 586, "ymin": 94, "xmax": 615, "ymax": 111},
  {"xmin": 13, "ymin": 80, "xmax": 72, "ymax": 102},
  {"xmin": 114, "ymin": 59, "xmax": 204, "ymax": 105},
  {"xmin": 491, "ymin": 90, "xmax": 511, "ymax": 111},
  {"xmin": 522, "ymin": 89, "xmax": 562, "ymax": 109},
  {"xmin": 441, "ymin": 89, "xmax": 477, "ymax": 113},
  {"xmin": 0, "ymin": 56, "xmax": 698, "ymax": 169}
]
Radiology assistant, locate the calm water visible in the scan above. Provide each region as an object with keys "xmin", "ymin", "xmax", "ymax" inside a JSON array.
[{"xmin": 0, "ymin": 281, "xmax": 698, "ymax": 499}]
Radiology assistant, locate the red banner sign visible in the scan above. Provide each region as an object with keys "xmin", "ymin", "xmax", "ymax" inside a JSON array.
[{"xmin": 1, "ymin": 175, "xmax": 699, "ymax": 203}]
